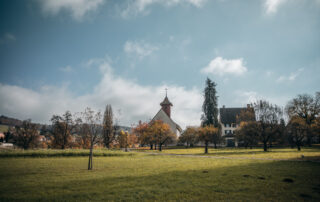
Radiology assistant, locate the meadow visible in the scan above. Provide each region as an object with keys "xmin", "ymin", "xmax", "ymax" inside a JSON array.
[
  {"xmin": 138, "ymin": 147, "xmax": 320, "ymax": 161},
  {"xmin": 0, "ymin": 148, "xmax": 320, "ymax": 201}
]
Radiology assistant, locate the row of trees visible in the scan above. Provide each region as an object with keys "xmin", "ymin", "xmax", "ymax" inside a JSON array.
[
  {"xmin": 45, "ymin": 105, "xmax": 136, "ymax": 150},
  {"xmin": 3, "ymin": 106, "xmax": 136, "ymax": 170},
  {"xmin": 178, "ymin": 78, "xmax": 319, "ymax": 153},
  {"xmin": 236, "ymin": 92, "xmax": 320, "ymax": 151}
]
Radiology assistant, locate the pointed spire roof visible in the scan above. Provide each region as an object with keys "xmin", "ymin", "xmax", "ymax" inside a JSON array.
[{"xmin": 160, "ymin": 96, "xmax": 173, "ymax": 106}]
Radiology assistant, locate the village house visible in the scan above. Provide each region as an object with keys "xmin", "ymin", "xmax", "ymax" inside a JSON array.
[{"xmin": 219, "ymin": 104, "xmax": 253, "ymax": 147}]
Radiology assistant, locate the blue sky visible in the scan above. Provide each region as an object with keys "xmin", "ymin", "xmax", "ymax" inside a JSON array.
[{"xmin": 0, "ymin": 0, "xmax": 319, "ymax": 127}]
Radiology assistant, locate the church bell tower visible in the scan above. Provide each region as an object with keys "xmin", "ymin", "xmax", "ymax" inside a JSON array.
[{"xmin": 160, "ymin": 90, "xmax": 173, "ymax": 118}]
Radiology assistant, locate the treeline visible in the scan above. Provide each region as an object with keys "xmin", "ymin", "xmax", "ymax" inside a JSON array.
[
  {"xmin": 0, "ymin": 115, "xmax": 23, "ymax": 126},
  {"xmin": 2, "ymin": 106, "xmax": 138, "ymax": 152},
  {"xmin": 236, "ymin": 93, "xmax": 320, "ymax": 151},
  {"xmin": 178, "ymin": 92, "xmax": 320, "ymax": 152}
]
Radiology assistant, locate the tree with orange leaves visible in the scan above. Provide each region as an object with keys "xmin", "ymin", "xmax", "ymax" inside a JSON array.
[
  {"xmin": 287, "ymin": 116, "xmax": 308, "ymax": 151},
  {"xmin": 198, "ymin": 125, "xmax": 219, "ymax": 153},
  {"xmin": 133, "ymin": 121, "xmax": 155, "ymax": 150},
  {"xmin": 149, "ymin": 120, "xmax": 176, "ymax": 151}
]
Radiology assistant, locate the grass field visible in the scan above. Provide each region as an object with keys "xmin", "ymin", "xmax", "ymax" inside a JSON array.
[
  {"xmin": 1, "ymin": 148, "xmax": 320, "ymax": 201},
  {"xmin": 137, "ymin": 147, "xmax": 320, "ymax": 161},
  {"xmin": 0, "ymin": 124, "xmax": 8, "ymax": 133}
]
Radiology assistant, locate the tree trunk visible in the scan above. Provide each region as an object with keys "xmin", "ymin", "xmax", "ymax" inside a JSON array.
[
  {"xmin": 150, "ymin": 144, "xmax": 153, "ymax": 150},
  {"xmin": 205, "ymin": 141, "xmax": 208, "ymax": 154},
  {"xmin": 263, "ymin": 141, "xmax": 268, "ymax": 152},
  {"xmin": 155, "ymin": 144, "xmax": 157, "ymax": 150},
  {"xmin": 159, "ymin": 143, "xmax": 162, "ymax": 151},
  {"xmin": 214, "ymin": 143, "xmax": 217, "ymax": 149},
  {"xmin": 88, "ymin": 143, "xmax": 93, "ymax": 170},
  {"xmin": 297, "ymin": 143, "xmax": 301, "ymax": 151}
]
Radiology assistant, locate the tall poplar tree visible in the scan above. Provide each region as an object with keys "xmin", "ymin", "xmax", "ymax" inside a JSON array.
[
  {"xmin": 200, "ymin": 78, "xmax": 220, "ymax": 153},
  {"xmin": 102, "ymin": 104, "xmax": 114, "ymax": 148},
  {"xmin": 202, "ymin": 78, "xmax": 219, "ymax": 127}
]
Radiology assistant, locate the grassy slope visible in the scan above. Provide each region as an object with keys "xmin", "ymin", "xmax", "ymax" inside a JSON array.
[
  {"xmin": 0, "ymin": 151, "xmax": 320, "ymax": 201},
  {"xmin": 0, "ymin": 124, "xmax": 8, "ymax": 133}
]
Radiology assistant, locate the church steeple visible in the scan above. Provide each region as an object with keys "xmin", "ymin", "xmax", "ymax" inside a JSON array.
[{"xmin": 160, "ymin": 89, "xmax": 173, "ymax": 117}]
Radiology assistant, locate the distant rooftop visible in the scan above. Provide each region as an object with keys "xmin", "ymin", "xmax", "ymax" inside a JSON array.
[{"xmin": 219, "ymin": 107, "xmax": 246, "ymax": 125}]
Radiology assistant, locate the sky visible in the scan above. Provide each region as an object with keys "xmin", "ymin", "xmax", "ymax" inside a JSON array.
[{"xmin": 0, "ymin": 0, "xmax": 319, "ymax": 128}]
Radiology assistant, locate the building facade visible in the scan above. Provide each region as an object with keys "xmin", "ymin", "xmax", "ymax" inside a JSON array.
[{"xmin": 219, "ymin": 104, "xmax": 252, "ymax": 147}]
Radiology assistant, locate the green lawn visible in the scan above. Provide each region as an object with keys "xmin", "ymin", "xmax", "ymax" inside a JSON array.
[
  {"xmin": 139, "ymin": 147, "xmax": 320, "ymax": 161},
  {"xmin": 0, "ymin": 149, "xmax": 320, "ymax": 201},
  {"xmin": 0, "ymin": 148, "xmax": 134, "ymax": 158}
]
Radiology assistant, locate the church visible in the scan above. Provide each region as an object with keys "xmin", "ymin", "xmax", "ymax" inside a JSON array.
[{"xmin": 151, "ymin": 94, "xmax": 182, "ymax": 136}]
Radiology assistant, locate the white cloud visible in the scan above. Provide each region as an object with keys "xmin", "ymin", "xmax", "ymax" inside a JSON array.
[
  {"xmin": 264, "ymin": 0, "xmax": 287, "ymax": 14},
  {"xmin": 121, "ymin": 0, "xmax": 206, "ymax": 18},
  {"xmin": 124, "ymin": 40, "xmax": 159, "ymax": 59},
  {"xmin": 276, "ymin": 68, "xmax": 304, "ymax": 82},
  {"xmin": 0, "ymin": 59, "xmax": 202, "ymax": 129},
  {"xmin": 60, "ymin": 65, "xmax": 73, "ymax": 72},
  {"xmin": 201, "ymin": 57, "xmax": 248, "ymax": 76},
  {"xmin": 39, "ymin": 0, "xmax": 105, "ymax": 21},
  {"xmin": 0, "ymin": 33, "xmax": 16, "ymax": 45},
  {"xmin": 264, "ymin": 0, "xmax": 320, "ymax": 15},
  {"xmin": 235, "ymin": 90, "xmax": 288, "ymax": 108}
]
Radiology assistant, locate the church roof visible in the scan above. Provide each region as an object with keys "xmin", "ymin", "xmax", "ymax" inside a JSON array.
[
  {"xmin": 219, "ymin": 107, "xmax": 246, "ymax": 125},
  {"xmin": 160, "ymin": 96, "xmax": 173, "ymax": 106},
  {"xmin": 152, "ymin": 108, "xmax": 182, "ymax": 132}
]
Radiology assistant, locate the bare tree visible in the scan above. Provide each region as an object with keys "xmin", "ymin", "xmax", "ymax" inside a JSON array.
[
  {"xmin": 253, "ymin": 100, "xmax": 283, "ymax": 151},
  {"xmin": 80, "ymin": 108, "xmax": 102, "ymax": 170},
  {"xmin": 102, "ymin": 105, "xmax": 114, "ymax": 148},
  {"xmin": 286, "ymin": 92, "xmax": 320, "ymax": 146}
]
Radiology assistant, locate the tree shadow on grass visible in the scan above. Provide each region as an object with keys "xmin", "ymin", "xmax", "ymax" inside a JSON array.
[{"xmin": 1, "ymin": 159, "xmax": 320, "ymax": 201}]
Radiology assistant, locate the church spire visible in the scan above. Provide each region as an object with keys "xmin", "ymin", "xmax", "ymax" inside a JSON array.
[{"xmin": 160, "ymin": 89, "xmax": 173, "ymax": 117}]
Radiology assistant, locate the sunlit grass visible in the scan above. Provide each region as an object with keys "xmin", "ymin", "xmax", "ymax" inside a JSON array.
[
  {"xmin": 0, "ymin": 153, "xmax": 319, "ymax": 201},
  {"xmin": 139, "ymin": 147, "xmax": 320, "ymax": 160},
  {"xmin": 0, "ymin": 148, "xmax": 134, "ymax": 158}
]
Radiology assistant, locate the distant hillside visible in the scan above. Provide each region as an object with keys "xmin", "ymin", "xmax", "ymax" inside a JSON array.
[
  {"xmin": 0, "ymin": 115, "xmax": 22, "ymax": 127},
  {"xmin": 0, "ymin": 115, "xmax": 131, "ymax": 132}
]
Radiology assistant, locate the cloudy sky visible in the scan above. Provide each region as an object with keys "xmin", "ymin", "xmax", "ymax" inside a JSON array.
[{"xmin": 0, "ymin": 0, "xmax": 319, "ymax": 128}]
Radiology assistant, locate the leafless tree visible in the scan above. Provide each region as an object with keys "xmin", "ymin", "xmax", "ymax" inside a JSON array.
[
  {"xmin": 253, "ymin": 100, "xmax": 283, "ymax": 151},
  {"xmin": 80, "ymin": 108, "xmax": 102, "ymax": 170},
  {"xmin": 286, "ymin": 92, "xmax": 320, "ymax": 145}
]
